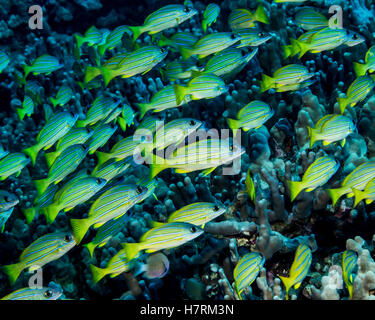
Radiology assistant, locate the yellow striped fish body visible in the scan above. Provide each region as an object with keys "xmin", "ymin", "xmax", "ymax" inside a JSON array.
[
  {"xmin": 260, "ymin": 64, "xmax": 313, "ymax": 93},
  {"xmin": 50, "ymin": 85, "xmax": 73, "ymax": 108},
  {"xmin": 92, "ymin": 157, "xmax": 131, "ymax": 182},
  {"xmin": 43, "ymin": 177, "xmax": 107, "ymax": 224},
  {"xmin": 228, "ymin": 5, "xmax": 269, "ymax": 30},
  {"xmin": 327, "ymin": 161, "xmax": 375, "ymax": 206},
  {"xmin": 151, "ymin": 202, "xmax": 226, "ymax": 228},
  {"xmin": 202, "ymin": 3, "xmax": 220, "ymax": 32},
  {"xmin": 160, "ymin": 59, "xmax": 198, "ymax": 82},
  {"xmin": 199, "ymin": 48, "xmax": 257, "ymax": 78},
  {"xmin": 158, "ymin": 32, "xmax": 198, "ymax": 51},
  {"xmin": 153, "ymin": 118, "xmax": 202, "ymax": 151},
  {"xmin": 128, "ymin": 5, "xmax": 198, "ymax": 41},
  {"xmin": 70, "ymin": 184, "xmax": 148, "ymax": 244},
  {"xmin": 76, "ymin": 96, "xmax": 121, "ymax": 127},
  {"xmin": 33, "ymin": 144, "xmax": 89, "ymax": 196},
  {"xmin": 353, "ymin": 177, "xmax": 375, "ymax": 207},
  {"xmin": 84, "ymin": 212, "xmax": 133, "ymax": 259},
  {"xmin": 293, "ymin": 28, "xmax": 362, "ymax": 58},
  {"xmin": 90, "ymin": 249, "xmax": 139, "ymax": 283},
  {"xmin": 235, "ymin": 29, "xmax": 272, "ymax": 48},
  {"xmin": 0, "ymin": 191, "xmax": 18, "ymax": 232},
  {"xmin": 342, "ymin": 250, "xmax": 357, "ymax": 299},
  {"xmin": 1, "ymin": 232, "xmax": 76, "ymax": 285},
  {"xmin": 23, "ymin": 111, "xmax": 78, "ymax": 166},
  {"xmin": 97, "ymin": 25, "xmax": 130, "ymax": 56},
  {"xmin": 180, "ymin": 32, "xmax": 241, "ymax": 60},
  {"xmin": 174, "ymin": 74, "xmax": 228, "ymax": 105},
  {"xmin": 23, "ymin": 54, "xmax": 63, "ymax": 80},
  {"xmin": 337, "ymin": 76, "xmax": 375, "ymax": 114},
  {"xmin": 45, "ymin": 127, "xmax": 93, "ymax": 168},
  {"xmin": 95, "ymin": 134, "xmax": 151, "ymax": 165},
  {"xmin": 233, "ymin": 252, "xmax": 265, "ymax": 298},
  {"xmin": 74, "ymin": 25, "xmax": 103, "ymax": 50},
  {"xmin": 353, "ymin": 55, "xmax": 375, "ymax": 77},
  {"xmin": 227, "ymin": 100, "xmax": 274, "ymax": 134},
  {"xmin": 308, "ymin": 114, "xmax": 355, "ymax": 148},
  {"xmin": 1, "ymin": 287, "xmax": 62, "ymax": 300},
  {"xmin": 136, "ymin": 85, "xmax": 188, "ymax": 119},
  {"xmin": 123, "ymin": 222, "xmax": 204, "ymax": 260},
  {"xmin": 100, "ymin": 46, "xmax": 168, "ymax": 86},
  {"xmin": 365, "ymin": 45, "xmax": 375, "ymax": 63},
  {"xmin": 287, "ymin": 156, "xmax": 339, "ymax": 201},
  {"xmin": 0, "ymin": 51, "xmax": 9, "ymax": 73},
  {"xmin": 150, "ymin": 138, "xmax": 245, "ymax": 178},
  {"xmin": 16, "ymin": 96, "xmax": 34, "ymax": 121},
  {"xmin": 279, "ymin": 244, "xmax": 312, "ymax": 299},
  {"xmin": 295, "ymin": 7, "xmax": 328, "ymax": 31},
  {"xmin": 0, "ymin": 153, "xmax": 30, "ymax": 181},
  {"xmin": 88, "ymin": 123, "xmax": 117, "ymax": 155}
]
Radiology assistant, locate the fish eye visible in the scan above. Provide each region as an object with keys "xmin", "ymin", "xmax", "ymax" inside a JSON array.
[
  {"xmin": 189, "ymin": 120, "xmax": 196, "ymax": 126},
  {"xmin": 229, "ymin": 144, "xmax": 234, "ymax": 151},
  {"xmin": 160, "ymin": 48, "xmax": 165, "ymax": 54},
  {"xmin": 136, "ymin": 186, "xmax": 143, "ymax": 194},
  {"xmin": 190, "ymin": 226, "xmax": 197, "ymax": 233},
  {"xmin": 69, "ymin": 111, "xmax": 75, "ymax": 117},
  {"xmin": 230, "ymin": 34, "xmax": 237, "ymax": 40},
  {"xmin": 353, "ymin": 34, "xmax": 359, "ymax": 40},
  {"xmin": 96, "ymin": 178, "xmax": 102, "ymax": 184},
  {"xmin": 213, "ymin": 205, "xmax": 219, "ymax": 211},
  {"xmin": 184, "ymin": 6, "xmax": 190, "ymax": 12},
  {"xmin": 44, "ymin": 290, "xmax": 53, "ymax": 298},
  {"xmin": 64, "ymin": 234, "xmax": 72, "ymax": 242},
  {"xmin": 258, "ymin": 32, "xmax": 264, "ymax": 37}
]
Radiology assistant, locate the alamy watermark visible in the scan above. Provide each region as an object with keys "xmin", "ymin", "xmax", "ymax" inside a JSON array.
[{"xmin": 28, "ymin": 5, "xmax": 43, "ymax": 30}]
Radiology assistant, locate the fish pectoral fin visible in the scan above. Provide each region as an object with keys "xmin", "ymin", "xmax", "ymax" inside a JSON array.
[
  {"xmin": 16, "ymin": 171, "xmax": 21, "ymax": 177},
  {"xmin": 366, "ymin": 199, "xmax": 373, "ymax": 204},
  {"xmin": 294, "ymin": 282, "xmax": 302, "ymax": 290},
  {"xmin": 323, "ymin": 140, "xmax": 332, "ymax": 146},
  {"xmin": 305, "ymin": 188, "xmax": 315, "ymax": 192},
  {"xmin": 340, "ymin": 139, "xmax": 346, "ymax": 147},
  {"xmin": 93, "ymin": 222, "xmax": 105, "ymax": 228},
  {"xmin": 202, "ymin": 167, "xmax": 216, "ymax": 176}
]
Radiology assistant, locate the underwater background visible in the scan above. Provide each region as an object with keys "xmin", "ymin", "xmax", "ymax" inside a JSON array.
[{"xmin": 0, "ymin": 0, "xmax": 375, "ymax": 301}]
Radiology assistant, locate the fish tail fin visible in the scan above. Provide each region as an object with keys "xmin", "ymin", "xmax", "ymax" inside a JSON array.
[
  {"xmin": 307, "ymin": 126, "xmax": 318, "ymax": 148},
  {"xmin": 226, "ymin": 118, "xmax": 240, "ymax": 137},
  {"xmin": 100, "ymin": 67, "xmax": 118, "ymax": 87},
  {"xmin": 287, "ymin": 180, "xmax": 304, "ymax": 202},
  {"xmin": 23, "ymin": 144, "xmax": 40, "ymax": 166},
  {"xmin": 75, "ymin": 119, "xmax": 87, "ymax": 128},
  {"xmin": 179, "ymin": 47, "xmax": 194, "ymax": 61},
  {"xmin": 296, "ymin": 40, "xmax": 310, "ymax": 58},
  {"xmin": 148, "ymin": 220, "xmax": 165, "ymax": 228},
  {"xmin": 43, "ymin": 204, "xmax": 61, "ymax": 224},
  {"xmin": 97, "ymin": 44, "xmax": 107, "ymax": 57},
  {"xmin": 23, "ymin": 65, "xmax": 31, "ymax": 80},
  {"xmin": 44, "ymin": 151, "xmax": 58, "ymax": 168},
  {"xmin": 22, "ymin": 207, "xmax": 37, "ymax": 225},
  {"xmin": 282, "ymin": 45, "xmax": 293, "ymax": 59},
  {"xmin": 289, "ymin": 38, "xmax": 301, "ymax": 56},
  {"xmin": 253, "ymin": 4, "xmax": 269, "ymax": 24},
  {"xmin": 128, "ymin": 26, "xmax": 145, "ymax": 42},
  {"xmin": 90, "ymin": 264, "xmax": 108, "ymax": 284},
  {"xmin": 337, "ymin": 96, "xmax": 348, "ymax": 114},
  {"xmin": 49, "ymin": 97, "xmax": 58, "ymax": 108},
  {"xmin": 136, "ymin": 103, "xmax": 150, "ymax": 120},
  {"xmin": 33, "ymin": 178, "xmax": 49, "ymax": 197},
  {"xmin": 260, "ymin": 74, "xmax": 274, "ymax": 93},
  {"xmin": 279, "ymin": 275, "xmax": 292, "ymax": 300},
  {"xmin": 353, "ymin": 188, "xmax": 366, "ymax": 207},
  {"xmin": 2, "ymin": 262, "xmax": 23, "ymax": 285},
  {"xmin": 74, "ymin": 34, "xmax": 85, "ymax": 50},
  {"xmin": 122, "ymin": 242, "xmax": 142, "ymax": 261},
  {"xmin": 84, "ymin": 66, "xmax": 101, "ymax": 83},
  {"xmin": 202, "ymin": 20, "xmax": 208, "ymax": 33},
  {"xmin": 174, "ymin": 84, "xmax": 189, "ymax": 105},
  {"xmin": 353, "ymin": 62, "xmax": 367, "ymax": 77},
  {"xmin": 157, "ymin": 34, "xmax": 169, "ymax": 47},
  {"xmin": 149, "ymin": 155, "xmax": 168, "ymax": 178},
  {"xmin": 70, "ymin": 218, "xmax": 91, "ymax": 245},
  {"xmin": 95, "ymin": 151, "xmax": 111, "ymax": 166},
  {"xmin": 84, "ymin": 242, "xmax": 98, "ymax": 259},
  {"xmin": 117, "ymin": 116, "xmax": 127, "ymax": 132},
  {"xmin": 16, "ymin": 108, "xmax": 26, "ymax": 121},
  {"xmin": 326, "ymin": 186, "xmax": 347, "ymax": 206}
]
